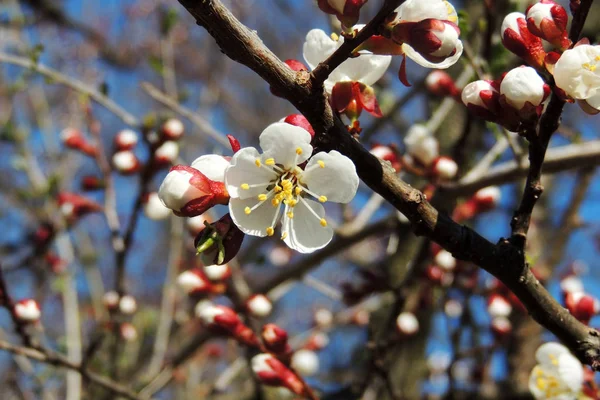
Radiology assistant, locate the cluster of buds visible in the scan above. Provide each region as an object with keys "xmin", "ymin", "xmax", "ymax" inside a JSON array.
[
  {"xmin": 194, "ymin": 213, "xmax": 244, "ymax": 265},
  {"xmin": 177, "ymin": 267, "xmax": 227, "ymax": 296},
  {"xmin": 462, "ymin": 66, "xmax": 550, "ymax": 132},
  {"xmin": 425, "ymin": 70, "xmax": 462, "ymax": 100},
  {"xmin": 426, "ymin": 247, "xmax": 458, "ymax": 287},
  {"xmin": 143, "ymin": 192, "xmax": 171, "ymax": 221},
  {"xmin": 196, "ymin": 301, "xmax": 258, "ymax": 346},
  {"xmin": 103, "ymin": 291, "xmax": 138, "ymax": 315},
  {"xmin": 487, "ymin": 293, "xmax": 513, "ymax": 338},
  {"xmin": 60, "ymin": 128, "xmax": 97, "ymax": 157},
  {"xmin": 402, "ymin": 125, "xmax": 458, "ymax": 181},
  {"xmin": 560, "ymin": 275, "xmax": 600, "ymax": 324},
  {"xmin": 246, "ymin": 294, "xmax": 273, "ymax": 318},
  {"xmin": 317, "ymin": 0, "xmax": 367, "ymax": 30},
  {"xmin": 151, "ymin": 119, "xmax": 183, "ymax": 165},
  {"xmin": 452, "ymin": 186, "xmax": 501, "ymax": 222},
  {"xmin": 14, "ymin": 299, "xmax": 41, "ymax": 324},
  {"xmin": 251, "ymin": 353, "xmax": 308, "ymax": 395},
  {"xmin": 57, "ymin": 192, "xmax": 103, "ymax": 222},
  {"xmin": 112, "ymin": 129, "xmax": 141, "ymax": 174}
]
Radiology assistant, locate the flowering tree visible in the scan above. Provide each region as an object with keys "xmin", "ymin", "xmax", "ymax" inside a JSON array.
[{"xmin": 0, "ymin": 0, "xmax": 600, "ymax": 399}]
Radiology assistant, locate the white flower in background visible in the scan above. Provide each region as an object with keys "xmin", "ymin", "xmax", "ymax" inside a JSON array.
[
  {"xmin": 554, "ymin": 45, "xmax": 600, "ymax": 113},
  {"xmin": 246, "ymin": 294, "xmax": 273, "ymax": 318},
  {"xmin": 396, "ymin": 311, "xmax": 419, "ymax": 335},
  {"xmin": 500, "ymin": 66, "xmax": 548, "ymax": 109},
  {"xmin": 14, "ymin": 299, "xmax": 41, "ymax": 323},
  {"xmin": 303, "ymin": 27, "xmax": 392, "ymax": 93},
  {"xmin": 403, "ymin": 125, "xmax": 439, "ymax": 167},
  {"xmin": 224, "ymin": 122, "xmax": 359, "ymax": 253},
  {"xmin": 154, "ymin": 141, "xmax": 180, "ymax": 164},
  {"xmin": 529, "ymin": 342, "xmax": 584, "ymax": 400},
  {"xmin": 144, "ymin": 192, "xmax": 172, "ymax": 220},
  {"xmin": 291, "ymin": 349, "xmax": 320, "ymax": 376}
]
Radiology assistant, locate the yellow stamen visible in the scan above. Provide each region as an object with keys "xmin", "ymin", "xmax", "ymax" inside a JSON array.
[
  {"xmin": 265, "ymin": 158, "xmax": 275, "ymax": 166},
  {"xmin": 274, "ymin": 185, "xmax": 282, "ymax": 193},
  {"xmin": 596, "ymin": 56, "xmax": 600, "ymax": 61},
  {"xmin": 549, "ymin": 354, "xmax": 558, "ymax": 366},
  {"xmin": 287, "ymin": 211, "xmax": 294, "ymax": 219},
  {"xmin": 255, "ymin": 159, "xmax": 261, "ymax": 167},
  {"xmin": 582, "ymin": 62, "xmax": 597, "ymax": 72},
  {"xmin": 287, "ymin": 199, "xmax": 297, "ymax": 207},
  {"xmin": 320, "ymin": 218, "xmax": 327, "ymax": 227},
  {"xmin": 319, "ymin": 195, "xmax": 327, "ymax": 203},
  {"xmin": 281, "ymin": 232, "xmax": 288, "ymax": 240},
  {"xmin": 295, "ymin": 187, "xmax": 302, "ymax": 196},
  {"xmin": 318, "ymin": 160, "xmax": 325, "ymax": 168},
  {"xmin": 266, "ymin": 227, "xmax": 274, "ymax": 236},
  {"xmin": 258, "ymin": 194, "xmax": 268, "ymax": 201},
  {"xmin": 330, "ymin": 33, "xmax": 339, "ymax": 41},
  {"xmin": 241, "ymin": 183, "xmax": 250, "ymax": 190},
  {"xmin": 272, "ymin": 198, "xmax": 280, "ymax": 206},
  {"xmin": 244, "ymin": 207, "xmax": 252, "ymax": 215},
  {"xmin": 296, "ymin": 147, "xmax": 303, "ymax": 155}
]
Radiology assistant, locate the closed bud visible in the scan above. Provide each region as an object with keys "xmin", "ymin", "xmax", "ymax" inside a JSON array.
[
  {"xmin": 499, "ymin": 66, "xmax": 550, "ymax": 119},
  {"xmin": 473, "ymin": 186, "xmax": 501, "ymax": 211},
  {"xmin": 560, "ymin": 275, "xmax": 584, "ymax": 299},
  {"xmin": 317, "ymin": 0, "xmax": 368, "ymax": 29},
  {"xmin": 491, "ymin": 316, "xmax": 512, "ymax": 338},
  {"xmin": 392, "ymin": 19, "xmax": 462, "ymax": 65},
  {"xmin": 526, "ymin": 0, "xmax": 571, "ymax": 50},
  {"xmin": 501, "ymin": 12, "xmax": 547, "ymax": 69},
  {"xmin": 14, "ymin": 299, "xmax": 41, "ymax": 323},
  {"xmin": 444, "ymin": 299, "xmax": 463, "ymax": 318},
  {"xmin": 291, "ymin": 349, "xmax": 319, "ymax": 377},
  {"xmin": 431, "ymin": 156, "xmax": 458, "ymax": 180},
  {"xmin": 370, "ymin": 144, "xmax": 401, "ymax": 171},
  {"xmin": 114, "ymin": 129, "xmax": 139, "ymax": 150},
  {"xmin": 404, "ymin": 125, "xmax": 439, "ymax": 167},
  {"xmin": 246, "ymin": 294, "xmax": 273, "ymax": 318},
  {"xmin": 461, "ymin": 80, "xmax": 501, "ymax": 122},
  {"xmin": 60, "ymin": 128, "xmax": 97, "ymax": 157},
  {"xmin": 144, "ymin": 192, "xmax": 172, "ymax": 220},
  {"xmin": 161, "ymin": 118, "xmax": 184, "ymax": 140},
  {"xmin": 203, "ymin": 264, "xmax": 231, "ymax": 282},
  {"xmin": 426, "ymin": 70, "xmax": 461, "ymax": 99},
  {"xmin": 154, "ymin": 141, "xmax": 179, "ymax": 165},
  {"xmin": 57, "ymin": 192, "xmax": 103, "ymax": 221},
  {"xmin": 566, "ymin": 292, "xmax": 600, "ymax": 324},
  {"xmin": 103, "ymin": 291, "xmax": 120, "ymax": 310},
  {"xmin": 198, "ymin": 304, "xmax": 258, "ymax": 346},
  {"xmin": 119, "ymin": 295, "xmax": 137, "ymax": 315},
  {"xmin": 487, "ymin": 294, "xmax": 512, "ymax": 318},
  {"xmin": 177, "ymin": 269, "xmax": 214, "ymax": 295},
  {"xmin": 262, "ymin": 323, "xmax": 290, "ymax": 354},
  {"xmin": 305, "ymin": 332, "xmax": 330, "ymax": 351},
  {"xmin": 112, "ymin": 150, "xmax": 140, "ymax": 174},
  {"xmin": 396, "ymin": 311, "xmax": 419, "ymax": 336},
  {"xmin": 251, "ymin": 353, "xmax": 306, "ymax": 395}
]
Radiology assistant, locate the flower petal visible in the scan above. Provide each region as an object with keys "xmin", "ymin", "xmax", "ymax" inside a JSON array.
[
  {"xmin": 191, "ymin": 154, "xmax": 230, "ymax": 182},
  {"xmin": 535, "ymin": 342, "xmax": 571, "ymax": 367},
  {"xmin": 259, "ymin": 123, "xmax": 313, "ymax": 169},
  {"xmin": 303, "ymin": 29, "xmax": 340, "ymax": 71},
  {"xmin": 225, "ymin": 147, "xmax": 276, "ymax": 200},
  {"xmin": 557, "ymin": 353, "xmax": 584, "ymax": 393},
  {"xmin": 402, "ymin": 40, "xmax": 463, "ymax": 69},
  {"xmin": 301, "ymin": 151, "xmax": 359, "ymax": 204},
  {"xmin": 282, "ymin": 199, "xmax": 333, "ymax": 253},
  {"xmin": 397, "ymin": 0, "xmax": 458, "ymax": 23},
  {"xmin": 229, "ymin": 197, "xmax": 280, "ymax": 237}
]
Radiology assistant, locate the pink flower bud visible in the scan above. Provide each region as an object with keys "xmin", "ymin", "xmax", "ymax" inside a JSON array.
[
  {"xmin": 560, "ymin": 275, "xmax": 584, "ymax": 298},
  {"xmin": 14, "ymin": 299, "xmax": 41, "ymax": 323},
  {"xmin": 120, "ymin": 322, "xmax": 138, "ymax": 342},
  {"xmin": 198, "ymin": 304, "xmax": 258, "ymax": 346},
  {"xmin": 158, "ymin": 165, "xmax": 229, "ymax": 217},
  {"xmin": 103, "ymin": 291, "xmax": 120, "ymax": 310},
  {"xmin": 487, "ymin": 294, "xmax": 512, "ymax": 318},
  {"xmin": 203, "ymin": 264, "xmax": 231, "ymax": 282},
  {"xmin": 251, "ymin": 353, "xmax": 306, "ymax": 395},
  {"xmin": 305, "ymin": 332, "xmax": 330, "ymax": 351},
  {"xmin": 114, "ymin": 129, "xmax": 138, "ymax": 150},
  {"xmin": 434, "ymin": 249, "xmax": 457, "ymax": 272},
  {"xmin": 154, "ymin": 141, "xmax": 179, "ymax": 165},
  {"xmin": 262, "ymin": 323, "xmax": 290, "ymax": 354},
  {"xmin": 461, "ymin": 80, "xmax": 501, "ymax": 121},
  {"xmin": 177, "ymin": 269, "xmax": 213, "ymax": 295},
  {"xmin": 426, "ymin": 70, "xmax": 461, "ymax": 98},
  {"xmin": 60, "ymin": 128, "xmax": 97, "ymax": 157},
  {"xmin": 314, "ymin": 307, "xmax": 334, "ymax": 329},
  {"xmin": 396, "ymin": 311, "xmax": 419, "ymax": 336},
  {"xmin": 501, "ymin": 12, "xmax": 547, "ymax": 69},
  {"xmin": 119, "ymin": 295, "xmax": 137, "ymax": 315},
  {"xmin": 246, "ymin": 294, "xmax": 273, "ymax": 318},
  {"xmin": 57, "ymin": 192, "xmax": 103, "ymax": 221},
  {"xmin": 370, "ymin": 144, "xmax": 401, "ymax": 171},
  {"xmin": 432, "ymin": 156, "xmax": 458, "ymax": 180},
  {"xmin": 526, "ymin": 0, "xmax": 571, "ymax": 50},
  {"xmin": 473, "ymin": 186, "xmax": 501, "ymax": 211},
  {"xmin": 112, "ymin": 151, "xmax": 140, "ymax": 174},
  {"xmin": 491, "ymin": 316, "xmax": 512, "ymax": 338},
  {"xmin": 500, "ymin": 66, "xmax": 550, "ymax": 119},
  {"xmin": 161, "ymin": 118, "xmax": 184, "ymax": 140},
  {"xmin": 143, "ymin": 192, "xmax": 171, "ymax": 220},
  {"xmin": 291, "ymin": 349, "xmax": 319, "ymax": 376},
  {"xmin": 566, "ymin": 292, "xmax": 600, "ymax": 323}
]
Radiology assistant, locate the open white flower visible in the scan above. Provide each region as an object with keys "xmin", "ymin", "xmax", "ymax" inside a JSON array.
[
  {"xmin": 554, "ymin": 44, "xmax": 600, "ymax": 100},
  {"xmin": 529, "ymin": 342, "xmax": 584, "ymax": 400},
  {"xmin": 224, "ymin": 122, "xmax": 359, "ymax": 253},
  {"xmin": 303, "ymin": 27, "xmax": 392, "ymax": 93}
]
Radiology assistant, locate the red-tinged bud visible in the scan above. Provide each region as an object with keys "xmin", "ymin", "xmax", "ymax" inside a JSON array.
[
  {"xmin": 461, "ymin": 80, "xmax": 502, "ymax": 122},
  {"xmin": 499, "ymin": 66, "xmax": 551, "ymax": 121},
  {"xmin": 283, "ymin": 114, "xmax": 315, "ymax": 138},
  {"xmin": 314, "ymin": 307, "xmax": 333, "ymax": 329},
  {"xmin": 177, "ymin": 269, "xmax": 216, "ymax": 295},
  {"xmin": 566, "ymin": 292, "xmax": 600, "ymax": 323},
  {"xmin": 112, "ymin": 150, "xmax": 141, "ymax": 174},
  {"xmin": 526, "ymin": 0, "xmax": 571, "ymax": 50},
  {"xmin": 317, "ymin": 0, "xmax": 368, "ymax": 29},
  {"xmin": 426, "ymin": 265, "xmax": 445, "ymax": 285},
  {"xmin": 560, "ymin": 275, "xmax": 584, "ymax": 300},
  {"xmin": 60, "ymin": 128, "xmax": 97, "ymax": 157},
  {"xmin": 404, "ymin": 125, "xmax": 439, "ymax": 167},
  {"xmin": 14, "ymin": 299, "xmax": 41, "ymax": 323},
  {"xmin": 114, "ymin": 129, "xmax": 139, "ymax": 150},
  {"xmin": 158, "ymin": 165, "xmax": 229, "ymax": 217},
  {"xmin": 305, "ymin": 332, "xmax": 330, "ymax": 351},
  {"xmin": 370, "ymin": 144, "xmax": 401, "ymax": 171},
  {"xmin": 57, "ymin": 192, "xmax": 103, "ymax": 221},
  {"xmin": 431, "ymin": 156, "xmax": 458, "ymax": 181},
  {"xmin": 392, "ymin": 19, "xmax": 462, "ymax": 65},
  {"xmin": 119, "ymin": 295, "xmax": 137, "ymax": 315},
  {"xmin": 154, "ymin": 141, "xmax": 179, "ymax": 165},
  {"xmin": 194, "ymin": 213, "xmax": 244, "ymax": 266},
  {"xmin": 246, "ymin": 294, "xmax": 273, "ymax": 318},
  {"xmin": 161, "ymin": 118, "xmax": 184, "ymax": 140},
  {"xmin": 251, "ymin": 353, "xmax": 306, "ymax": 395},
  {"xmin": 81, "ymin": 175, "xmax": 104, "ymax": 191},
  {"xmin": 203, "ymin": 264, "xmax": 231, "ymax": 282},
  {"xmin": 262, "ymin": 323, "xmax": 290, "ymax": 354},
  {"xmin": 291, "ymin": 349, "xmax": 320, "ymax": 376},
  {"xmin": 284, "ymin": 59, "xmax": 308, "ymax": 72},
  {"xmin": 396, "ymin": 311, "xmax": 419, "ymax": 336},
  {"xmin": 120, "ymin": 322, "xmax": 138, "ymax": 342},
  {"xmin": 226, "ymin": 134, "xmax": 241, "ymax": 154},
  {"xmin": 103, "ymin": 291, "xmax": 120, "ymax": 311},
  {"xmin": 426, "ymin": 70, "xmax": 461, "ymax": 99},
  {"xmin": 44, "ymin": 252, "xmax": 66, "ymax": 274},
  {"xmin": 501, "ymin": 12, "xmax": 547, "ymax": 69},
  {"xmin": 473, "ymin": 186, "xmax": 501, "ymax": 211},
  {"xmin": 197, "ymin": 303, "xmax": 259, "ymax": 346},
  {"xmin": 487, "ymin": 294, "xmax": 512, "ymax": 318},
  {"xmin": 490, "ymin": 316, "xmax": 512, "ymax": 338}
]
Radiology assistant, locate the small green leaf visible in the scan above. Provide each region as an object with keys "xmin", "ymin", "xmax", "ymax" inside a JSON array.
[{"xmin": 147, "ymin": 55, "xmax": 164, "ymax": 74}]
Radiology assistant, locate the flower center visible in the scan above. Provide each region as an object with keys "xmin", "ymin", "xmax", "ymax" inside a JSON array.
[
  {"xmin": 582, "ymin": 56, "xmax": 600, "ymax": 72},
  {"xmin": 239, "ymin": 151, "xmax": 329, "ymax": 238},
  {"xmin": 534, "ymin": 368, "xmax": 565, "ymax": 398}
]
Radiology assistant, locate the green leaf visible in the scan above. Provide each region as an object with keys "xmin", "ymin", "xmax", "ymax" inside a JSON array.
[
  {"xmin": 161, "ymin": 8, "xmax": 179, "ymax": 36},
  {"xmin": 147, "ymin": 55, "xmax": 164, "ymax": 75}
]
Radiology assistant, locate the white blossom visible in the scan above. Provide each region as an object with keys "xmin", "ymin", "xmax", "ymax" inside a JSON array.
[
  {"xmin": 224, "ymin": 122, "xmax": 359, "ymax": 253},
  {"xmin": 554, "ymin": 45, "xmax": 600, "ymax": 100},
  {"xmin": 500, "ymin": 66, "xmax": 547, "ymax": 109},
  {"xmin": 529, "ymin": 342, "xmax": 584, "ymax": 400},
  {"xmin": 404, "ymin": 125, "xmax": 439, "ymax": 166}
]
